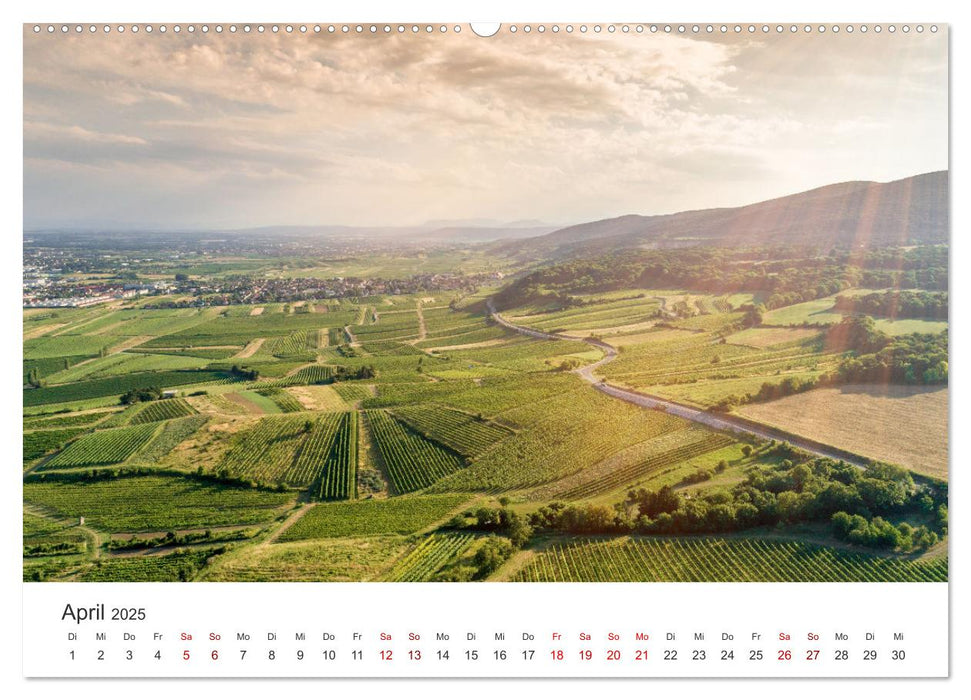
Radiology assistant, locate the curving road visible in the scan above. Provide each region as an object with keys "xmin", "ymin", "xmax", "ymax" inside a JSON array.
[{"xmin": 487, "ymin": 300, "xmax": 869, "ymax": 467}]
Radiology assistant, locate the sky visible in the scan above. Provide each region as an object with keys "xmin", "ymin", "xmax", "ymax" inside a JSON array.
[{"xmin": 23, "ymin": 25, "xmax": 948, "ymax": 230}]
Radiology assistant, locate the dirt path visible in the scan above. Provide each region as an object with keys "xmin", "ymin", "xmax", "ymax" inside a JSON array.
[
  {"xmin": 560, "ymin": 320, "xmax": 658, "ymax": 338},
  {"xmin": 76, "ymin": 526, "xmax": 103, "ymax": 559},
  {"xmin": 24, "ymin": 323, "xmax": 67, "ymax": 340},
  {"xmin": 103, "ymin": 541, "xmax": 228, "ymax": 559},
  {"xmin": 655, "ymin": 295, "xmax": 677, "ymax": 319},
  {"xmin": 288, "ymin": 385, "xmax": 349, "ymax": 411},
  {"xmin": 264, "ymin": 504, "xmax": 314, "ymax": 545},
  {"xmin": 356, "ymin": 411, "xmax": 390, "ymax": 497},
  {"xmin": 488, "ymin": 300, "xmax": 868, "ymax": 468},
  {"xmin": 223, "ymin": 391, "xmax": 268, "ymax": 415},
  {"xmin": 27, "ymin": 504, "xmax": 105, "ymax": 560},
  {"xmin": 106, "ymin": 335, "xmax": 154, "ymax": 353},
  {"xmin": 110, "ymin": 524, "xmax": 251, "ymax": 541},
  {"xmin": 45, "ymin": 354, "xmax": 101, "ymax": 374},
  {"xmin": 50, "ymin": 315, "xmax": 109, "ymax": 336},
  {"xmin": 425, "ymin": 339, "xmax": 508, "ymax": 352},
  {"xmin": 147, "ymin": 344, "xmax": 240, "ymax": 351},
  {"xmin": 234, "ymin": 337, "xmax": 265, "ymax": 359},
  {"xmin": 25, "ymin": 406, "xmax": 120, "ymax": 423},
  {"xmin": 409, "ymin": 300, "xmax": 427, "ymax": 345},
  {"xmin": 250, "ymin": 307, "xmax": 265, "ymax": 316},
  {"xmin": 490, "ymin": 546, "xmax": 537, "ymax": 581},
  {"xmin": 42, "ymin": 333, "xmax": 157, "ymax": 372}
]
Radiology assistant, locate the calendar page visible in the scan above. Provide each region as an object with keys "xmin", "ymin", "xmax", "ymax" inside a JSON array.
[{"xmin": 18, "ymin": 6, "xmax": 952, "ymax": 685}]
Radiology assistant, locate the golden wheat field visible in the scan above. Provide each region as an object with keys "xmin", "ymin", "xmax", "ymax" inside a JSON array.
[{"xmin": 737, "ymin": 384, "xmax": 948, "ymax": 478}]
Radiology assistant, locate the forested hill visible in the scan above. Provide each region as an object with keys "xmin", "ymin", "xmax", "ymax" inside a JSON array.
[
  {"xmin": 492, "ymin": 245, "xmax": 948, "ymax": 312},
  {"xmin": 494, "ymin": 171, "xmax": 948, "ymax": 260}
]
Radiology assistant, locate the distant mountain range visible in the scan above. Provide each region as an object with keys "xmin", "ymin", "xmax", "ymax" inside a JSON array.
[
  {"xmin": 227, "ymin": 222, "xmax": 562, "ymax": 242},
  {"xmin": 25, "ymin": 223, "xmax": 560, "ymax": 245},
  {"xmin": 493, "ymin": 171, "xmax": 948, "ymax": 260},
  {"xmin": 26, "ymin": 172, "xmax": 947, "ymax": 257}
]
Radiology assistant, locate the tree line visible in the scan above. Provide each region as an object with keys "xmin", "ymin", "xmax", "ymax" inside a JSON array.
[
  {"xmin": 440, "ymin": 450, "xmax": 946, "ymax": 559},
  {"xmin": 494, "ymin": 245, "xmax": 948, "ymax": 313},
  {"xmin": 710, "ymin": 317, "xmax": 947, "ymax": 412},
  {"xmin": 524, "ymin": 453, "xmax": 946, "ymax": 553},
  {"xmin": 833, "ymin": 290, "xmax": 947, "ymax": 320}
]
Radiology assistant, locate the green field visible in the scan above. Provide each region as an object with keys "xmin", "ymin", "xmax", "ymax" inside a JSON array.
[
  {"xmin": 24, "ymin": 476, "xmax": 294, "ymax": 532},
  {"xmin": 42, "ymin": 424, "xmax": 160, "ymax": 469},
  {"xmin": 217, "ymin": 415, "xmax": 331, "ymax": 486},
  {"xmin": 141, "ymin": 311, "xmax": 358, "ymax": 348},
  {"xmin": 365, "ymin": 410, "xmax": 466, "ymax": 493},
  {"xmin": 290, "ymin": 365, "xmax": 333, "ymax": 384},
  {"xmin": 762, "ymin": 297, "xmax": 847, "ymax": 326},
  {"xmin": 24, "ymin": 410, "xmax": 119, "ymax": 429},
  {"xmin": 390, "ymin": 404, "xmax": 511, "ymax": 458},
  {"xmin": 386, "ymin": 533, "xmax": 477, "ymax": 582},
  {"xmin": 429, "ymin": 384, "xmax": 698, "ymax": 492},
  {"xmin": 23, "ymin": 510, "xmax": 89, "ymax": 559},
  {"xmin": 199, "ymin": 537, "xmax": 410, "ymax": 582},
  {"xmin": 132, "ymin": 415, "xmax": 209, "ymax": 465},
  {"xmin": 257, "ymin": 387, "xmax": 303, "ymax": 413},
  {"xmin": 551, "ymin": 433, "xmax": 736, "ymax": 500},
  {"xmin": 298, "ymin": 412, "xmax": 357, "ymax": 500},
  {"xmin": 24, "ymin": 335, "xmax": 110, "ymax": 360},
  {"xmin": 126, "ymin": 398, "xmax": 198, "ymax": 424},
  {"xmin": 78, "ymin": 548, "xmax": 218, "ymax": 582},
  {"xmin": 23, "ymin": 427, "xmax": 87, "ymax": 463},
  {"xmin": 643, "ymin": 372, "xmax": 826, "ymax": 408},
  {"xmin": 43, "ymin": 353, "xmax": 211, "ymax": 384},
  {"xmin": 578, "ymin": 305, "xmax": 844, "ymax": 409},
  {"xmin": 23, "ymin": 260, "xmax": 949, "ymax": 583},
  {"xmin": 235, "ymin": 390, "xmax": 283, "ymax": 413},
  {"xmin": 278, "ymin": 495, "xmax": 469, "ymax": 540},
  {"xmin": 509, "ymin": 295, "xmax": 662, "ymax": 333},
  {"xmin": 24, "ymin": 369, "xmax": 233, "ymax": 406},
  {"xmin": 511, "ymin": 537, "xmax": 948, "ymax": 582},
  {"xmin": 873, "ymin": 318, "xmax": 949, "ymax": 336}
]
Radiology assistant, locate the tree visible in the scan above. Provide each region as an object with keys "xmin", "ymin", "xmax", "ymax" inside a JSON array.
[
  {"xmin": 505, "ymin": 516, "xmax": 533, "ymax": 548},
  {"xmin": 446, "ymin": 514, "xmax": 468, "ymax": 529},
  {"xmin": 743, "ymin": 304, "xmax": 765, "ymax": 327},
  {"xmin": 229, "ymin": 365, "xmax": 259, "ymax": 381},
  {"xmin": 433, "ymin": 566, "xmax": 476, "ymax": 582},
  {"xmin": 473, "ymin": 506, "xmax": 503, "ymax": 529},
  {"xmin": 121, "ymin": 386, "xmax": 162, "ymax": 405},
  {"xmin": 628, "ymin": 485, "xmax": 681, "ymax": 519},
  {"xmin": 826, "ymin": 315, "xmax": 888, "ymax": 354},
  {"xmin": 472, "ymin": 536, "xmax": 514, "ymax": 577}
]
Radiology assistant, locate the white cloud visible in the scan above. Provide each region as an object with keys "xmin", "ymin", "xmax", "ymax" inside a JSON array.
[
  {"xmin": 24, "ymin": 121, "xmax": 149, "ymax": 146},
  {"xmin": 23, "ymin": 28, "xmax": 948, "ymax": 229}
]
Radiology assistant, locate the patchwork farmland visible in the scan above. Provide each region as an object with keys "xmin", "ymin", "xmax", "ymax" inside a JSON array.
[{"xmin": 23, "ymin": 241, "xmax": 949, "ymax": 583}]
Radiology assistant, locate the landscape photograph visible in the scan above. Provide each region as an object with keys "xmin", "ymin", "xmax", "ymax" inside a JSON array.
[{"xmin": 23, "ymin": 24, "xmax": 948, "ymax": 583}]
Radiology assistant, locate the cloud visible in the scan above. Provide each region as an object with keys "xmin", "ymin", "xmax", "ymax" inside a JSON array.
[
  {"xmin": 107, "ymin": 86, "xmax": 189, "ymax": 108},
  {"xmin": 22, "ymin": 27, "xmax": 948, "ymax": 229},
  {"xmin": 25, "ymin": 122, "xmax": 149, "ymax": 146}
]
